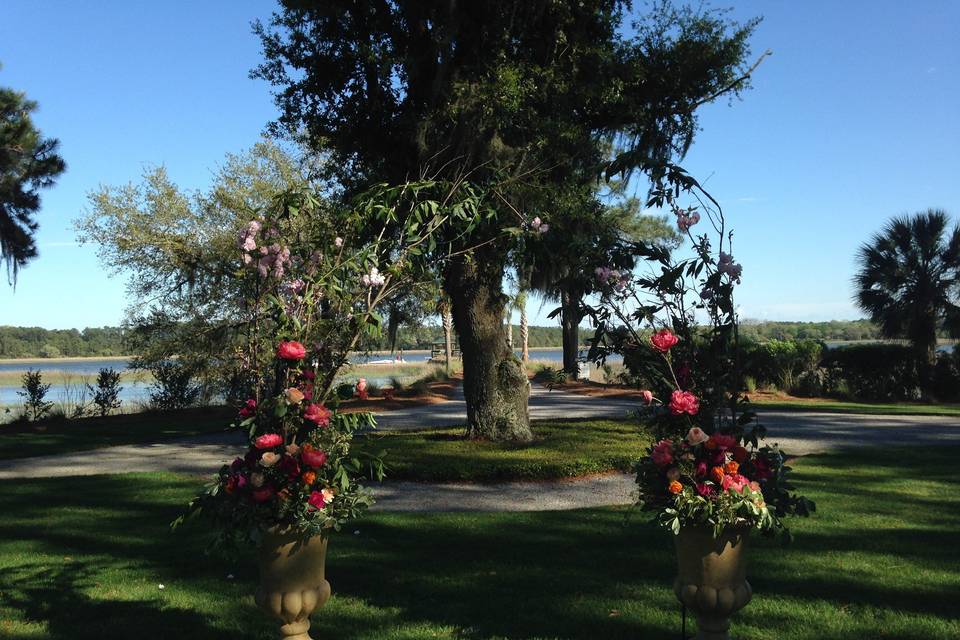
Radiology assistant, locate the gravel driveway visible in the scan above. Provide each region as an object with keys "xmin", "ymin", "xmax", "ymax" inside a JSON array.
[{"xmin": 1, "ymin": 385, "xmax": 956, "ymax": 511}]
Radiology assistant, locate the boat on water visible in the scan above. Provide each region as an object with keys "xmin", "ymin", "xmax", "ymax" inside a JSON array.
[{"xmin": 365, "ymin": 356, "xmax": 407, "ymax": 365}]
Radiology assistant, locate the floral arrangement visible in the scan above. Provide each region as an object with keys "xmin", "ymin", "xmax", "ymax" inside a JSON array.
[
  {"xmin": 586, "ymin": 164, "xmax": 814, "ymax": 539},
  {"xmin": 175, "ymin": 179, "xmax": 522, "ymax": 547},
  {"xmin": 184, "ymin": 338, "xmax": 384, "ymax": 547},
  {"xmin": 633, "ymin": 327, "xmax": 805, "ymax": 538}
]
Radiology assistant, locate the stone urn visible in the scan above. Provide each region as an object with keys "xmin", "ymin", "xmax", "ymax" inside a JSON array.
[
  {"xmin": 673, "ymin": 526, "xmax": 752, "ymax": 640},
  {"xmin": 255, "ymin": 527, "xmax": 332, "ymax": 640}
]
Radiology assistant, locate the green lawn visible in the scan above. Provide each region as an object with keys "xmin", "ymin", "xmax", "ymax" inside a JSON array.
[
  {"xmin": 0, "ymin": 407, "xmax": 231, "ymax": 460},
  {"xmin": 356, "ymin": 418, "xmax": 651, "ymax": 481},
  {"xmin": 751, "ymin": 398, "xmax": 960, "ymax": 417},
  {"xmin": 0, "ymin": 448, "xmax": 957, "ymax": 639}
]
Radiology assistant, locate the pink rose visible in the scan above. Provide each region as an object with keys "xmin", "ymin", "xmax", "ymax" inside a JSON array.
[
  {"xmin": 301, "ymin": 444, "xmax": 328, "ymax": 468},
  {"xmin": 669, "ymin": 390, "xmax": 700, "ymax": 416},
  {"xmin": 303, "ymin": 403, "xmax": 332, "ymax": 427},
  {"xmin": 277, "ymin": 340, "xmax": 307, "ymax": 360},
  {"xmin": 722, "ymin": 473, "xmax": 749, "ymax": 493},
  {"xmin": 650, "ymin": 329, "xmax": 679, "ymax": 353},
  {"xmin": 694, "ymin": 461, "xmax": 708, "ymax": 478},
  {"xmin": 651, "ymin": 440, "xmax": 673, "ymax": 467},
  {"xmin": 696, "ymin": 483, "xmax": 715, "ymax": 498},
  {"xmin": 356, "ymin": 378, "xmax": 367, "ymax": 392},
  {"xmin": 685, "ymin": 426, "xmax": 709, "ymax": 445},
  {"xmin": 254, "ymin": 433, "xmax": 283, "ymax": 449},
  {"xmin": 640, "ymin": 389, "xmax": 654, "ymax": 405}
]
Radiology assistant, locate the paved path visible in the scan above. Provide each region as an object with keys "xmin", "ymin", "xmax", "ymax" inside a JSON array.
[{"xmin": 1, "ymin": 385, "xmax": 957, "ymax": 512}]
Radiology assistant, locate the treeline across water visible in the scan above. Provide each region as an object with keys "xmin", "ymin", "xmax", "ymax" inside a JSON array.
[
  {"xmin": 2, "ymin": 320, "xmax": 952, "ymax": 359},
  {"xmin": 0, "ymin": 326, "xmax": 126, "ymax": 358}
]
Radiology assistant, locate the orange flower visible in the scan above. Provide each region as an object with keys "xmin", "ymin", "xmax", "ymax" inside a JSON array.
[
  {"xmin": 302, "ymin": 470, "xmax": 317, "ymax": 485},
  {"xmin": 710, "ymin": 466, "xmax": 725, "ymax": 484},
  {"xmin": 724, "ymin": 461, "xmax": 740, "ymax": 475},
  {"xmin": 668, "ymin": 480, "xmax": 683, "ymax": 494}
]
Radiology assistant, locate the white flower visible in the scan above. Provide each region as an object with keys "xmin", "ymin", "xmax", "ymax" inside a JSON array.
[
  {"xmin": 158, "ymin": 584, "xmax": 165, "ymax": 590},
  {"xmin": 334, "ymin": 236, "xmax": 344, "ymax": 248}
]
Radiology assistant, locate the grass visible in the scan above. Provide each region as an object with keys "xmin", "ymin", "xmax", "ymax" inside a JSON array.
[
  {"xmin": 356, "ymin": 418, "xmax": 651, "ymax": 481},
  {"xmin": 748, "ymin": 397, "xmax": 960, "ymax": 417},
  {"xmin": 0, "ymin": 407, "xmax": 231, "ymax": 461},
  {"xmin": 0, "ymin": 447, "xmax": 958, "ymax": 639}
]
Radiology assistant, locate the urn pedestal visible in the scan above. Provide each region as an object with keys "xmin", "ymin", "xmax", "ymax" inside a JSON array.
[
  {"xmin": 673, "ymin": 527, "xmax": 752, "ymax": 640},
  {"xmin": 255, "ymin": 528, "xmax": 331, "ymax": 640}
]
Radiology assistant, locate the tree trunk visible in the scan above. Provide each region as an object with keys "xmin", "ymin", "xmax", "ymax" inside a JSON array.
[
  {"xmin": 520, "ymin": 300, "xmax": 529, "ymax": 362},
  {"xmin": 442, "ymin": 306, "xmax": 453, "ymax": 375},
  {"xmin": 506, "ymin": 312, "xmax": 514, "ymax": 350},
  {"xmin": 445, "ymin": 255, "xmax": 531, "ymax": 441},
  {"xmin": 560, "ymin": 287, "xmax": 581, "ymax": 374}
]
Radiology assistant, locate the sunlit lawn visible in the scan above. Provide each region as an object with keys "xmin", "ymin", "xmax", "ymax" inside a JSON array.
[
  {"xmin": 356, "ymin": 418, "xmax": 651, "ymax": 481},
  {"xmin": 0, "ymin": 447, "xmax": 957, "ymax": 639}
]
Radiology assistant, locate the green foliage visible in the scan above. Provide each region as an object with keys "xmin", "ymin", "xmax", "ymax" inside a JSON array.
[
  {"xmin": 87, "ymin": 367, "xmax": 123, "ymax": 417},
  {"xmin": 148, "ymin": 361, "xmax": 201, "ymax": 411},
  {"xmin": 74, "ymin": 141, "xmax": 314, "ymax": 395},
  {"xmin": 854, "ymin": 209, "xmax": 960, "ymax": 379},
  {"xmin": 822, "ymin": 344, "xmax": 922, "ymax": 402},
  {"xmin": 0, "ymin": 78, "xmax": 66, "ymax": 282},
  {"xmin": 530, "ymin": 364, "xmax": 568, "ymax": 388},
  {"xmin": 0, "ymin": 325, "xmax": 126, "ymax": 358},
  {"xmin": 741, "ymin": 339, "xmax": 824, "ymax": 391},
  {"xmin": 16, "ymin": 369, "xmax": 52, "ymax": 421}
]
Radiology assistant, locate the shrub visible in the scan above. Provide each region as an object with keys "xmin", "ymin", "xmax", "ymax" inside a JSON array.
[
  {"xmin": 17, "ymin": 370, "xmax": 53, "ymax": 421},
  {"xmin": 792, "ymin": 368, "xmax": 827, "ymax": 398},
  {"xmin": 531, "ymin": 365, "xmax": 567, "ymax": 387},
  {"xmin": 388, "ymin": 376, "xmax": 407, "ymax": 392},
  {"xmin": 743, "ymin": 375, "xmax": 757, "ymax": 393},
  {"xmin": 336, "ymin": 382, "xmax": 355, "ymax": 400},
  {"xmin": 148, "ymin": 361, "xmax": 201, "ymax": 410},
  {"xmin": 87, "ymin": 367, "xmax": 123, "ymax": 417},
  {"xmin": 822, "ymin": 344, "xmax": 920, "ymax": 401},
  {"xmin": 743, "ymin": 339, "xmax": 824, "ymax": 390},
  {"xmin": 932, "ymin": 351, "xmax": 960, "ymax": 402}
]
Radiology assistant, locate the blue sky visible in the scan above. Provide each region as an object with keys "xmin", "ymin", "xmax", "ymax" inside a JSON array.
[{"xmin": 1, "ymin": 1, "xmax": 958, "ymax": 330}]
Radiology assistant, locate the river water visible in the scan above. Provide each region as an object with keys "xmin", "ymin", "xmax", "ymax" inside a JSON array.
[{"xmin": 1, "ymin": 343, "xmax": 952, "ymax": 408}]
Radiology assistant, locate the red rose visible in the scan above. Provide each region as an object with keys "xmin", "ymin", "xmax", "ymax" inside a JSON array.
[
  {"xmin": 669, "ymin": 390, "xmax": 699, "ymax": 416},
  {"xmin": 307, "ymin": 490, "xmax": 327, "ymax": 510},
  {"xmin": 254, "ymin": 433, "xmax": 283, "ymax": 449},
  {"xmin": 277, "ymin": 340, "xmax": 307, "ymax": 360},
  {"xmin": 251, "ymin": 486, "xmax": 275, "ymax": 502},
  {"xmin": 238, "ymin": 398, "xmax": 257, "ymax": 418},
  {"xmin": 301, "ymin": 444, "xmax": 328, "ymax": 468},
  {"xmin": 650, "ymin": 329, "xmax": 679, "ymax": 352},
  {"xmin": 732, "ymin": 446, "xmax": 749, "ymax": 463},
  {"xmin": 303, "ymin": 403, "xmax": 331, "ymax": 427}
]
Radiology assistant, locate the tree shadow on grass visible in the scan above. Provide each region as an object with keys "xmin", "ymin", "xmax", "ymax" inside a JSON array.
[{"xmin": 0, "ymin": 562, "xmax": 260, "ymax": 640}]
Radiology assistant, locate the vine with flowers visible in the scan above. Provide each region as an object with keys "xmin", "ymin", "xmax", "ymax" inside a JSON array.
[
  {"xmin": 174, "ymin": 179, "xmax": 520, "ymax": 548},
  {"xmin": 586, "ymin": 163, "xmax": 814, "ymax": 539}
]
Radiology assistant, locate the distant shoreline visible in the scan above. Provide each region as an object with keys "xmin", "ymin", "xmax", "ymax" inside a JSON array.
[
  {"xmin": 0, "ymin": 340, "xmax": 954, "ymax": 364},
  {"xmin": 0, "ymin": 346, "xmax": 574, "ymax": 364}
]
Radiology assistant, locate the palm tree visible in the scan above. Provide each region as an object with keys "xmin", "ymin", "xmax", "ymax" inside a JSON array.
[{"xmin": 854, "ymin": 209, "xmax": 960, "ymax": 385}]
